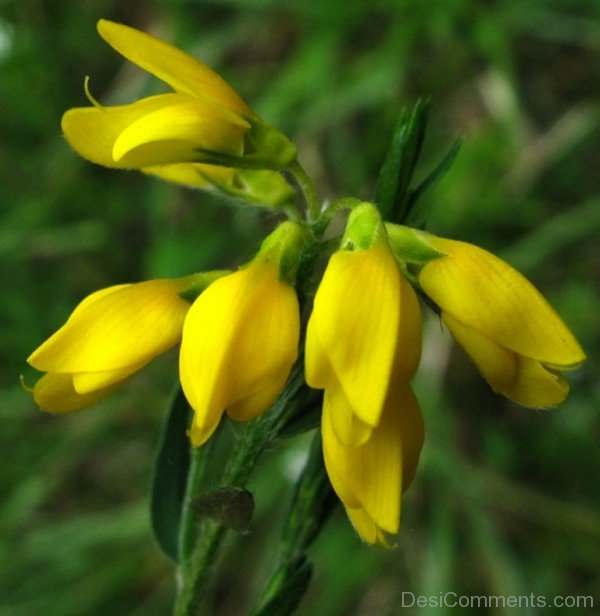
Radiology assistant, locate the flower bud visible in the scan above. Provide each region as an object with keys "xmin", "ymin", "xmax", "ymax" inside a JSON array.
[
  {"xmin": 386, "ymin": 225, "xmax": 586, "ymax": 408},
  {"xmin": 27, "ymin": 277, "xmax": 197, "ymax": 412},
  {"xmin": 179, "ymin": 223, "xmax": 304, "ymax": 446}
]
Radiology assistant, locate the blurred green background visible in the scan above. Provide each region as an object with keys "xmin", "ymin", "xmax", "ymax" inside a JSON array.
[{"xmin": 2, "ymin": 0, "xmax": 599, "ymax": 614}]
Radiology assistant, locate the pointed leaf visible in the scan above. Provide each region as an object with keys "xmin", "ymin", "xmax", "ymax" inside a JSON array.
[
  {"xmin": 374, "ymin": 99, "xmax": 430, "ymax": 222},
  {"xmin": 150, "ymin": 386, "xmax": 191, "ymax": 562},
  {"xmin": 406, "ymin": 137, "xmax": 462, "ymax": 226}
]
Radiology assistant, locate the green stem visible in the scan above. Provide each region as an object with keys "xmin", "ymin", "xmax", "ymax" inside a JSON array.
[
  {"xmin": 251, "ymin": 432, "xmax": 337, "ymax": 615},
  {"xmin": 178, "ymin": 442, "xmax": 213, "ymax": 565},
  {"xmin": 288, "ymin": 161, "xmax": 320, "ymax": 222},
  {"xmin": 173, "ymin": 364, "xmax": 307, "ymax": 616}
]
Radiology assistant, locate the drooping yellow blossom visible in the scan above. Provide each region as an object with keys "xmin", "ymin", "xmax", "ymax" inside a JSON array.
[
  {"xmin": 27, "ymin": 277, "xmax": 198, "ymax": 413},
  {"xmin": 306, "ymin": 204, "xmax": 423, "ymax": 543},
  {"xmin": 387, "ymin": 225, "xmax": 586, "ymax": 408},
  {"xmin": 306, "ymin": 204, "xmax": 422, "ymax": 445},
  {"xmin": 179, "ymin": 223, "xmax": 303, "ymax": 447},
  {"xmin": 61, "ymin": 19, "xmax": 297, "ymax": 183},
  {"xmin": 322, "ymin": 384, "xmax": 424, "ymax": 544}
]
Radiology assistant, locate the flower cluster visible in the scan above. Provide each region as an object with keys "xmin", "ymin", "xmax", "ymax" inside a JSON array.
[{"xmin": 26, "ymin": 20, "xmax": 586, "ymax": 546}]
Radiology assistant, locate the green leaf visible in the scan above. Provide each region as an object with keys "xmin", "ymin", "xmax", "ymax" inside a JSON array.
[
  {"xmin": 406, "ymin": 137, "xmax": 462, "ymax": 226},
  {"xmin": 374, "ymin": 99, "xmax": 430, "ymax": 222},
  {"xmin": 150, "ymin": 386, "xmax": 191, "ymax": 562},
  {"xmin": 250, "ymin": 556, "xmax": 313, "ymax": 616}
]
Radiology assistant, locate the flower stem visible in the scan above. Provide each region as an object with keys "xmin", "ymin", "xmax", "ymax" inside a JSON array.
[
  {"xmin": 288, "ymin": 161, "xmax": 320, "ymax": 222},
  {"xmin": 173, "ymin": 364, "xmax": 307, "ymax": 616},
  {"xmin": 250, "ymin": 432, "xmax": 337, "ymax": 615}
]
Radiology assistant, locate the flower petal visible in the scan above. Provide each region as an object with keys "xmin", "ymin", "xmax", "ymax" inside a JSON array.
[
  {"xmin": 444, "ymin": 313, "xmax": 570, "ymax": 408},
  {"xmin": 396, "ymin": 386, "xmax": 425, "ymax": 492},
  {"xmin": 226, "ymin": 369, "xmax": 290, "ymax": 422},
  {"xmin": 72, "ymin": 364, "xmax": 145, "ymax": 394},
  {"xmin": 143, "ymin": 163, "xmax": 236, "ymax": 188},
  {"xmin": 306, "ymin": 243, "xmax": 400, "ymax": 427},
  {"xmin": 33, "ymin": 372, "xmax": 123, "ymax": 414},
  {"xmin": 346, "ymin": 508, "xmax": 379, "ymax": 544},
  {"xmin": 112, "ymin": 100, "xmax": 248, "ymax": 163},
  {"xmin": 28, "ymin": 278, "xmax": 191, "ymax": 373},
  {"xmin": 97, "ymin": 20, "xmax": 252, "ymax": 118},
  {"xmin": 323, "ymin": 387, "xmax": 414, "ymax": 534},
  {"xmin": 179, "ymin": 257, "xmax": 299, "ymax": 439},
  {"xmin": 324, "ymin": 386, "xmax": 373, "ymax": 446},
  {"xmin": 419, "ymin": 237, "xmax": 586, "ymax": 368},
  {"xmin": 189, "ymin": 412, "xmax": 221, "ymax": 448},
  {"xmin": 62, "ymin": 93, "xmax": 197, "ymax": 168}
]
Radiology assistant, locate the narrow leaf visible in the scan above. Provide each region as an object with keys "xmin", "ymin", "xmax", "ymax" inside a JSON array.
[
  {"xmin": 374, "ymin": 107, "xmax": 410, "ymax": 219},
  {"xmin": 374, "ymin": 99, "xmax": 431, "ymax": 222},
  {"xmin": 405, "ymin": 137, "xmax": 462, "ymax": 226},
  {"xmin": 250, "ymin": 556, "xmax": 313, "ymax": 616},
  {"xmin": 150, "ymin": 386, "xmax": 191, "ymax": 562}
]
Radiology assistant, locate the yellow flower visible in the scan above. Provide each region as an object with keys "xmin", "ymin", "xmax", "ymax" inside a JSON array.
[
  {"xmin": 27, "ymin": 277, "xmax": 196, "ymax": 413},
  {"xmin": 306, "ymin": 204, "xmax": 423, "ymax": 543},
  {"xmin": 322, "ymin": 384, "xmax": 424, "ymax": 544},
  {"xmin": 306, "ymin": 204, "xmax": 421, "ymax": 445},
  {"xmin": 179, "ymin": 223, "xmax": 302, "ymax": 447},
  {"xmin": 62, "ymin": 20, "xmax": 296, "ymax": 182},
  {"xmin": 412, "ymin": 233, "xmax": 586, "ymax": 408}
]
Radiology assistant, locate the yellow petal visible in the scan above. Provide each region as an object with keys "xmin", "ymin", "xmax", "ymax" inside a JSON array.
[
  {"xmin": 394, "ymin": 274, "xmax": 422, "ymax": 383},
  {"xmin": 179, "ymin": 256, "xmax": 299, "ymax": 439},
  {"xmin": 143, "ymin": 163, "xmax": 236, "ymax": 188},
  {"xmin": 323, "ymin": 388, "xmax": 412, "ymax": 534},
  {"xmin": 72, "ymin": 364, "xmax": 145, "ymax": 394},
  {"xmin": 306, "ymin": 243, "xmax": 400, "ymax": 427},
  {"xmin": 346, "ymin": 508, "xmax": 379, "ymax": 544},
  {"xmin": 112, "ymin": 99, "xmax": 248, "ymax": 163},
  {"xmin": 444, "ymin": 313, "xmax": 569, "ymax": 408},
  {"xmin": 62, "ymin": 93, "xmax": 195, "ymax": 168},
  {"xmin": 395, "ymin": 386, "xmax": 425, "ymax": 492},
  {"xmin": 97, "ymin": 20, "xmax": 253, "ymax": 118},
  {"xmin": 189, "ymin": 413, "xmax": 221, "ymax": 448},
  {"xmin": 28, "ymin": 278, "xmax": 191, "ymax": 374},
  {"xmin": 419, "ymin": 237, "xmax": 586, "ymax": 368},
  {"xmin": 324, "ymin": 386, "xmax": 373, "ymax": 446},
  {"xmin": 226, "ymin": 369, "xmax": 289, "ymax": 422},
  {"xmin": 33, "ymin": 372, "xmax": 123, "ymax": 414}
]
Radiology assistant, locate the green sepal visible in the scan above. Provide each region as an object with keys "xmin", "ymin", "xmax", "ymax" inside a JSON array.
[
  {"xmin": 385, "ymin": 223, "xmax": 445, "ymax": 264},
  {"xmin": 405, "ymin": 137, "xmax": 462, "ymax": 226},
  {"xmin": 254, "ymin": 221, "xmax": 306, "ymax": 285},
  {"xmin": 198, "ymin": 168, "xmax": 296, "ymax": 210},
  {"xmin": 244, "ymin": 116, "xmax": 299, "ymax": 169},
  {"xmin": 150, "ymin": 386, "xmax": 192, "ymax": 562},
  {"xmin": 189, "ymin": 487, "xmax": 254, "ymax": 533},
  {"xmin": 340, "ymin": 202, "xmax": 386, "ymax": 251},
  {"xmin": 178, "ymin": 270, "xmax": 231, "ymax": 303},
  {"xmin": 192, "ymin": 117, "xmax": 298, "ymax": 171},
  {"xmin": 374, "ymin": 99, "xmax": 430, "ymax": 223}
]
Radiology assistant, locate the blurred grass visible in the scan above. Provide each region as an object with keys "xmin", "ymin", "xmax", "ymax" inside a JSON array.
[{"xmin": 1, "ymin": 0, "xmax": 599, "ymax": 614}]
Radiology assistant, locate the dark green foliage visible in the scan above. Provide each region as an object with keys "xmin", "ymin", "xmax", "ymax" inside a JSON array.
[{"xmin": 150, "ymin": 387, "xmax": 191, "ymax": 562}]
